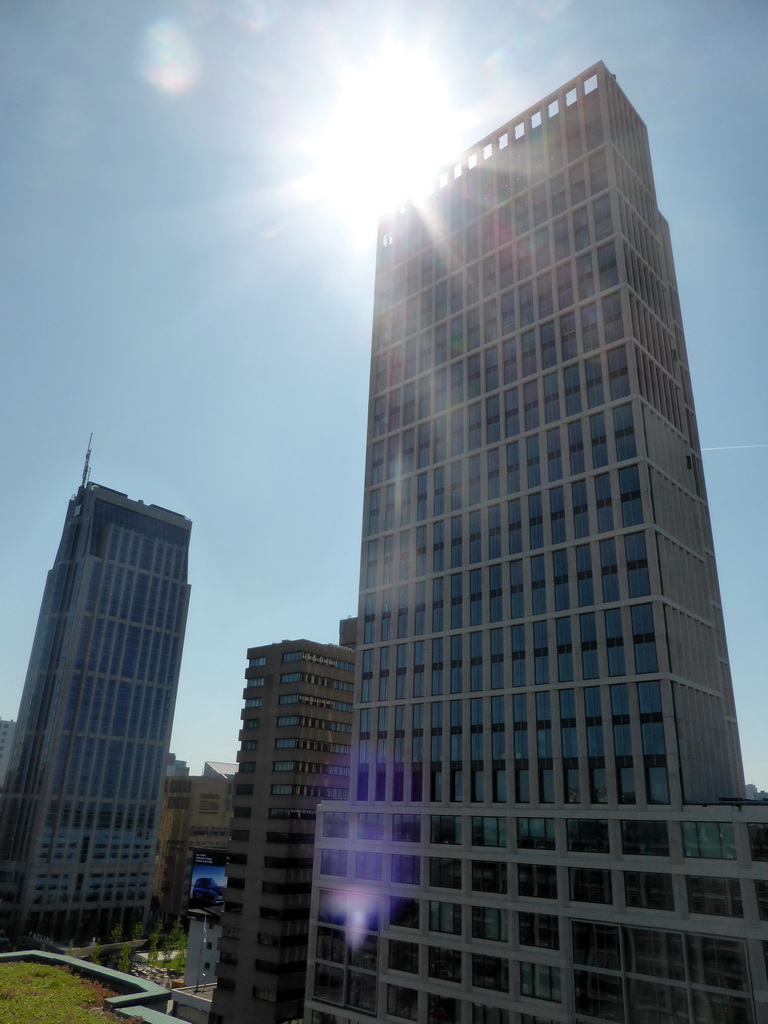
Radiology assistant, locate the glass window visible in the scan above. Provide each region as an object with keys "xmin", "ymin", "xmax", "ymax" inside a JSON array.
[
  {"xmin": 632, "ymin": 605, "xmax": 657, "ymax": 674},
  {"xmin": 348, "ymin": 970, "xmax": 376, "ymax": 1011},
  {"xmin": 473, "ymin": 999, "xmax": 507, "ymax": 1024},
  {"xmin": 320, "ymin": 849, "xmax": 348, "ymax": 877},
  {"xmin": 572, "ymin": 921, "xmax": 619, "ymax": 969},
  {"xmin": 430, "ymin": 857, "xmax": 462, "ymax": 889},
  {"xmin": 356, "ymin": 852, "xmax": 382, "ymax": 879},
  {"xmin": 570, "ymin": 867, "xmax": 612, "ymax": 903},
  {"xmin": 567, "ymin": 818, "xmax": 610, "ymax": 853},
  {"xmin": 621, "ymin": 820, "xmax": 669, "ymax": 856},
  {"xmin": 686, "ymin": 875, "xmax": 743, "ymax": 917},
  {"xmin": 313, "ymin": 963, "xmax": 344, "ymax": 1004},
  {"xmin": 518, "ymin": 863, "xmax": 557, "ymax": 899},
  {"xmin": 391, "ymin": 855, "xmax": 421, "ymax": 885},
  {"xmin": 472, "ymin": 954, "xmax": 509, "ymax": 992},
  {"xmin": 471, "ymin": 861, "xmax": 507, "ymax": 893},
  {"xmin": 358, "ymin": 812, "xmax": 384, "ymax": 840},
  {"xmin": 517, "ymin": 817, "xmax": 555, "ymax": 850},
  {"xmin": 428, "ymin": 946, "xmax": 462, "ymax": 983},
  {"xmin": 387, "ymin": 984, "xmax": 419, "ymax": 1021},
  {"xmin": 428, "ymin": 995, "xmax": 458, "ymax": 1024},
  {"xmin": 520, "ymin": 962, "xmax": 561, "ymax": 1002},
  {"xmin": 619, "ymin": 465, "xmax": 643, "ymax": 526},
  {"xmin": 574, "ymin": 971, "xmax": 622, "ymax": 1022},
  {"xmin": 624, "ymin": 871, "xmax": 674, "ymax": 911},
  {"xmin": 625, "ymin": 532, "xmax": 650, "ymax": 597},
  {"xmin": 390, "ymin": 897, "xmax": 420, "ymax": 929},
  {"xmin": 323, "ymin": 811, "xmax": 349, "ymax": 838},
  {"xmin": 749, "ymin": 823, "xmax": 768, "ymax": 861},
  {"xmin": 687, "ymin": 934, "xmax": 749, "ymax": 990},
  {"xmin": 681, "ymin": 821, "xmax": 736, "ymax": 859},
  {"xmin": 755, "ymin": 880, "xmax": 768, "ymax": 920},
  {"xmin": 429, "ymin": 901, "xmax": 462, "ymax": 934},
  {"xmin": 472, "ymin": 906, "xmax": 508, "ymax": 942},
  {"xmin": 613, "ymin": 403, "xmax": 636, "ymax": 461},
  {"xmin": 623, "ymin": 927, "xmax": 684, "ymax": 981},
  {"xmin": 472, "ymin": 817, "xmax": 506, "ymax": 847},
  {"xmin": 519, "ymin": 913, "xmax": 559, "ymax": 949},
  {"xmin": 431, "ymin": 815, "xmax": 461, "ymax": 845}
]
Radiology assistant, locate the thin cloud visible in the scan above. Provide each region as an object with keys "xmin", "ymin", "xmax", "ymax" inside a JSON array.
[{"xmin": 701, "ymin": 444, "xmax": 768, "ymax": 452}]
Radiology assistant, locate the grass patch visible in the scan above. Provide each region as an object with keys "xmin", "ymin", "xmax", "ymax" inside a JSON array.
[{"xmin": 0, "ymin": 962, "xmax": 142, "ymax": 1023}]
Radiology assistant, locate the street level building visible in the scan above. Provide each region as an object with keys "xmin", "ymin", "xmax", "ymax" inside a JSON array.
[
  {"xmin": 210, "ymin": 634, "xmax": 356, "ymax": 1024},
  {"xmin": 305, "ymin": 63, "xmax": 768, "ymax": 1024},
  {"xmin": 0, "ymin": 478, "xmax": 191, "ymax": 945}
]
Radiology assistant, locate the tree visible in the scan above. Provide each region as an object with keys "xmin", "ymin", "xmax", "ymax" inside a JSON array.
[
  {"xmin": 131, "ymin": 921, "xmax": 144, "ymax": 942},
  {"xmin": 89, "ymin": 939, "xmax": 103, "ymax": 965},
  {"xmin": 117, "ymin": 943, "xmax": 132, "ymax": 975},
  {"xmin": 109, "ymin": 923, "xmax": 125, "ymax": 945},
  {"xmin": 163, "ymin": 917, "xmax": 187, "ymax": 971},
  {"xmin": 147, "ymin": 927, "xmax": 160, "ymax": 968}
]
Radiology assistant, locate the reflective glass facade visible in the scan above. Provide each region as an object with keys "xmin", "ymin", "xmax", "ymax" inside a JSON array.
[
  {"xmin": 305, "ymin": 63, "xmax": 768, "ymax": 1024},
  {"xmin": 0, "ymin": 482, "xmax": 191, "ymax": 944}
]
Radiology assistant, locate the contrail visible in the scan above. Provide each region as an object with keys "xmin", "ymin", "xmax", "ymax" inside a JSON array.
[{"xmin": 701, "ymin": 444, "xmax": 768, "ymax": 452}]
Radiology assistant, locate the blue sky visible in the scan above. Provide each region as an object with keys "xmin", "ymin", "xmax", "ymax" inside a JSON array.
[{"xmin": 1, "ymin": 0, "xmax": 766, "ymax": 786}]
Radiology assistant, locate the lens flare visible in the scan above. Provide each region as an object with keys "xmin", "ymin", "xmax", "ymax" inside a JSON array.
[
  {"xmin": 302, "ymin": 42, "xmax": 462, "ymax": 242},
  {"xmin": 344, "ymin": 889, "xmax": 381, "ymax": 949},
  {"xmin": 139, "ymin": 18, "xmax": 201, "ymax": 95}
]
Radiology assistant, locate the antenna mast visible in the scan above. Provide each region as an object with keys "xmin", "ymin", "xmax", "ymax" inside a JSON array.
[{"xmin": 81, "ymin": 433, "xmax": 93, "ymax": 489}]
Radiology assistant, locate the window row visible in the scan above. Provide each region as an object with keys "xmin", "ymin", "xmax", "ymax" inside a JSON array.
[
  {"xmin": 315, "ymin": 916, "xmax": 756, "ymax": 1009},
  {"xmin": 376, "ymin": 196, "xmax": 615, "ymax": 351},
  {"xmin": 380, "ymin": 121, "xmax": 609, "ymax": 289},
  {"xmin": 361, "ymin": 604, "xmax": 658, "ymax": 694},
  {"xmin": 365, "ymin": 533, "xmax": 651, "ymax": 631},
  {"xmin": 353, "ymin": 758, "xmax": 670, "ymax": 808},
  {"xmin": 357, "ymin": 682, "xmax": 663, "ymax": 757},
  {"xmin": 369, "ymin": 336, "xmax": 629, "ymax": 481},
  {"xmin": 321, "ymin": 816, "xmax": 750, "ymax": 862},
  {"xmin": 373, "ymin": 303, "xmax": 628, "ymax": 417},
  {"xmin": 366, "ymin": 413, "xmax": 640, "ymax": 545}
]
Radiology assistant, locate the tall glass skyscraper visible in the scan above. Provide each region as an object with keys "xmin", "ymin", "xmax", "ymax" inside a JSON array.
[
  {"xmin": 0, "ymin": 479, "xmax": 191, "ymax": 946},
  {"xmin": 305, "ymin": 63, "xmax": 768, "ymax": 1024}
]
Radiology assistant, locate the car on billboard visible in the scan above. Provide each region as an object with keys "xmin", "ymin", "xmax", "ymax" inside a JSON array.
[{"xmin": 190, "ymin": 875, "xmax": 224, "ymax": 907}]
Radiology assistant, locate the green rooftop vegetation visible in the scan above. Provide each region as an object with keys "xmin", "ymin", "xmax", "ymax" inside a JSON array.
[{"xmin": 0, "ymin": 961, "xmax": 143, "ymax": 1024}]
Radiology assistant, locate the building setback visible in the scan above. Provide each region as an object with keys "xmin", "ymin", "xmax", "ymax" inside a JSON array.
[
  {"xmin": 305, "ymin": 62, "xmax": 768, "ymax": 1024},
  {"xmin": 0, "ymin": 479, "xmax": 191, "ymax": 946},
  {"xmin": 210, "ymin": 635, "xmax": 356, "ymax": 1024}
]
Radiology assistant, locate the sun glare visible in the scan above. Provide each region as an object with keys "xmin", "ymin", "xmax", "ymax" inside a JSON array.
[{"xmin": 304, "ymin": 45, "xmax": 461, "ymax": 241}]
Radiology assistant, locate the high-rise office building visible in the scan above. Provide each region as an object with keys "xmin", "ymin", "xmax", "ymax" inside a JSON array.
[
  {"xmin": 0, "ymin": 719, "xmax": 16, "ymax": 790},
  {"xmin": 211, "ymin": 635, "xmax": 356, "ymax": 1024},
  {"xmin": 305, "ymin": 62, "xmax": 768, "ymax": 1024},
  {"xmin": 0, "ymin": 478, "xmax": 191, "ymax": 946}
]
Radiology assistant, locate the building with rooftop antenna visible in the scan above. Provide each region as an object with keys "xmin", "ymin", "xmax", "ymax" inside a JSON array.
[
  {"xmin": 304, "ymin": 62, "xmax": 768, "ymax": 1024},
  {"xmin": 0, "ymin": 466, "xmax": 191, "ymax": 946}
]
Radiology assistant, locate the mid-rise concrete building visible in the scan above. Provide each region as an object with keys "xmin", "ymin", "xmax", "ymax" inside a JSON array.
[
  {"xmin": 210, "ymin": 634, "xmax": 356, "ymax": 1024},
  {"xmin": 305, "ymin": 62, "xmax": 768, "ymax": 1024},
  {"xmin": 0, "ymin": 476, "xmax": 191, "ymax": 945},
  {"xmin": 155, "ymin": 773, "xmax": 234, "ymax": 918}
]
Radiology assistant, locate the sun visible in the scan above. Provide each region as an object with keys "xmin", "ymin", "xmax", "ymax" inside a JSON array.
[{"xmin": 302, "ymin": 44, "xmax": 461, "ymax": 242}]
